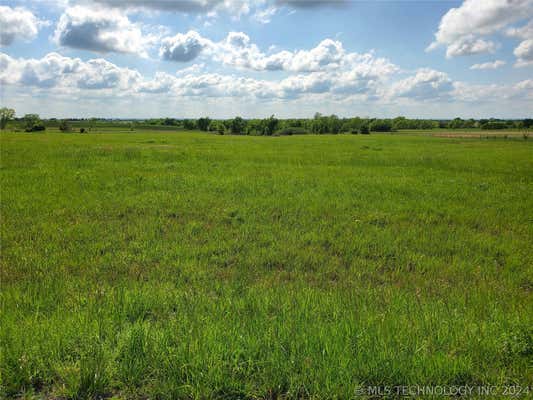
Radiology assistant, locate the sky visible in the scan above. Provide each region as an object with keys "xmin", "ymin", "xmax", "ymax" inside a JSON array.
[{"xmin": 0, "ymin": 0, "xmax": 532, "ymax": 119}]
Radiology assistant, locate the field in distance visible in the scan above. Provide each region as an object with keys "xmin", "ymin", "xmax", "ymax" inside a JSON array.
[{"xmin": 1, "ymin": 130, "xmax": 532, "ymax": 399}]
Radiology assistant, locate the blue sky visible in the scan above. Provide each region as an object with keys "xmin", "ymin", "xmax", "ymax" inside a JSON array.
[{"xmin": 1, "ymin": 0, "xmax": 532, "ymax": 118}]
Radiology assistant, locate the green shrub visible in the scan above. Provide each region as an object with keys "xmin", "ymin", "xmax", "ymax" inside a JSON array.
[
  {"xmin": 277, "ymin": 127, "xmax": 309, "ymax": 135},
  {"xmin": 23, "ymin": 114, "xmax": 45, "ymax": 132},
  {"xmin": 369, "ymin": 120, "xmax": 392, "ymax": 132},
  {"xmin": 59, "ymin": 120, "xmax": 72, "ymax": 132}
]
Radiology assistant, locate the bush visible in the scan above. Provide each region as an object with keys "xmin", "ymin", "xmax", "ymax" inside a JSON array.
[
  {"xmin": 80, "ymin": 128, "xmax": 86, "ymax": 133},
  {"xmin": 359, "ymin": 125, "xmax": 370, "ymax": 134},
  {"xmin": 59, "ymin": 120, "xmax": 72, "ymax": 132},
  {"xmin": 480, "ymin": 121, "xmax": 507, "ymax": 130},
  {"xmin": 230, "ymin": 117, "xmax": 247, "ymax": 135},
  {"xmin": 26, "ymin": 125, "xmax": 45, "ymax": 132},
  {"xmin": 277, "ymin": 127, "xmax": 309, "ymax": 135},
  {"xmin": 197, "ymin": 117, "xmax": 211, "ymax": 131},
  {"xmin": 369, "ymin": 120, "xmax": 392, "ymax": 132},
  {"xmin": 23, "ymin": 114, "xmax": 45, "ymax": 132}
]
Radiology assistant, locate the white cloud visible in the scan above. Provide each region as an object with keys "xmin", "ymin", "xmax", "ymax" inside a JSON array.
[
  {"xmin": 452, "ymin": 79, "xmax": 533, "ymax": 102},
  {"xmin": 507, "ymin": 20, "xmax": 533, "ymax": 66},
  {"xmin": 137, "ymin": 72, "xmax": 177, "ymax": 93},
  {"xmin": 470, "ymin": 60, "xmax": 506, "ymax": 69},
  {"xmin": 0, "ymin": 6, "xmax": 48, "ymax": 46},
  {"xmin": 445, "ymin": 37, "xmax": 496, "ymax": 58},
  {"xmin": 390, "ymin": 69, "xmax": 454, "ymax": 100},
  {"xmin": 427, "ymin": 0, "xmax": 533, "ymax": 57},
  {"xmin": 91, "ymin": 0, "xmax": 345, "ymax": 20},
  {"xmin": 159, "ymin": 31, "xmax": 212, "ymax": 62},
  {"xmin": 0, "ymin": 51, "xmax": 393, "ymax": 101},
  {"xmin": 3, "ymin": 51, "xmax": 530, "ymax": 111},
  {"xmin": 253, "ymin": 5, "xmax": 278, "ymax": 23},
  {"xmin": 92, "ymin": 0, "xmax": 254, "ymax": 19},
  {"xmin": 277, "ymin": 0, "xmax": 348, "ymax": 9},
  {"xmin": 506, "ymin": 19, "xmax": 533, "ymax": 39},
  {"xmin": 159, "ymin": 30, "xmax": 398, "ymax": 79},
  {"xmin": 0, "ymin": 52, "xmax": 140, "ymax": 92},
  {"xmin": 514, "ymin": 39, "xmax": 533, "ymax": 66},
  {"xmin": 53, "ymin": 6, "xmax": 157, "ymax": 57}
]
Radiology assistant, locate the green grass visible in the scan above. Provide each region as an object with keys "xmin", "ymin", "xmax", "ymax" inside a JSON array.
[{"xmin": 1, "ymin": 130, "xmax": 532, "ymax": 399}]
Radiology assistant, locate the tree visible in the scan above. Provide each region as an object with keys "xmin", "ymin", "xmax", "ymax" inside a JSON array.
[
  {"xmin": 23, "ymin": 114, "xmax": 45, "ymax": 132},
  {"xmin": 59, "ymin": 120, "xmax": 72, "ymax": 132},
  {"xmin": 0, "ymin": 107, "xmax": 15, "ymax": 129},
  {"xmin": 182, "ymin": 119, "xmax": 196, "ymax": 130},
  {"xmin": 197, "ymin": 117, "xmax": 211, "ymax": 131},
  {"xmin": 369, "ymin": 119, "xmax": 392, "ymax": 132},
  {"xmin": 264, "ymin": 115, "xmax": 279, "ymax": 136},
  {"xmin": 522, "ymin": 119, "xmax": 533, "ymax": 129},
  {"xmin": 230, "ymin": 117, "xmax": 247, "ymax": 134},
  {"xmin": 328, "ymin": 115, "xmax": 342, "ymax": 134}
]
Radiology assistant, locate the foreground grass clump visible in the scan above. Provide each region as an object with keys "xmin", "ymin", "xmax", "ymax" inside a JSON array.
[{"xmin": 1, "ymin": 131, "xmax": 532, "ymax": 399}]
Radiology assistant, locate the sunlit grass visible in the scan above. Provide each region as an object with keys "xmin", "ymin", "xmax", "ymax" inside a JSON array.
[{"xmin": 1, "ymin": 130, "xmax": 532, "ymax": 399}]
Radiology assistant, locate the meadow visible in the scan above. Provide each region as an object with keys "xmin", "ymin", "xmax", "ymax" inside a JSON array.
[{"xmin": 1, "ymin": 129, "xmax": 532, "ymax": 399}]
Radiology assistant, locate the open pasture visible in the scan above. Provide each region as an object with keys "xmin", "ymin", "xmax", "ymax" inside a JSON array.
[{"xmin": 1, "ymin": 130, "xmax": 532, "ymax": 399}]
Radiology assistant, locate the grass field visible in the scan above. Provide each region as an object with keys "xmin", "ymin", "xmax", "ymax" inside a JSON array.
[{"xmin": 1, "ymin": 130, "xmax": 532, "ymax": 399}]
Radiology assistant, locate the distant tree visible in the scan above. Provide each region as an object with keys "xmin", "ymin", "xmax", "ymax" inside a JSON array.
[
  {"xmin": 217, "ymin": 123, "xmax": 225, "ymax": 135},
  {"xmin": 359, "ymin": 124, "xmax": 370, "ymax": 134},
  {"xmin": 23, "ymin": 114, "xmax": 45, "ymax": 132},
  {"xmin": 183, "ymin": 119, "xmax": 196, "ymax": 130},
  {"xmin": 448, "ymin": 118, "xmax": 465, "ymax": 129},
  {"xmin": 264, "ymin": 115, "xmax": 279, "ymax": 136},
  {"xmin": 59, "ymin": 120, "xmax": 72, "ymax": 132},
  {"xmin": 0, "ymin": 107, "xmax": 15, "ymax": 129},
  {"xmin": 369, "ymin": 119, "xmax": 392, "ymax": 132},
  {"xmin": 89, "ymin": 118, "xmax": 97, "ymax": 131},
  {"xmin": 328, "ymin": 115, "xmax": 342, "ymax": 134},
  {"xmin": 230, "ymin": 117, "xmax": 247, "ymax": 134},
  {"xmin": 392, "ymin": 116, "xmax": 407, "ymax": 130},
  {"xmin": 197, "ymin": 117, "xmax": 211, "ymax": 131},
  {"xmin": 480, "ymin": 121, "xmax": 507, "ymax": 130},
  {"xmin": 163, "ymin": 118, "xmax": 177, "ymax": 126}
]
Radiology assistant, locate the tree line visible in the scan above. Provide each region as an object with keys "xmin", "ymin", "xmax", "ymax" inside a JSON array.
[
  {"xmin": 1, "ymin": 108, "xmax": 531, "ymax": 134},
  {"xmin": 139, "ymin": 114, "xmax": 533, "ymax": 135}
]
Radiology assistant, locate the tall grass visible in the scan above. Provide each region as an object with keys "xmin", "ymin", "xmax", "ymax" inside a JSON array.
[{"xmin": 1, "ymin": 131, "xmax": 532, "ymax": 398}]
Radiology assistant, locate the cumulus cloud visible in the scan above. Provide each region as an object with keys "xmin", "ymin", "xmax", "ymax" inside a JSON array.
[
  {"xmin": 470, "ymin": 60, "xmax": 506, "ymax": 69},
  {"xmin": 159, "ymin": 30, "xmax": 398, "ymax": 79},
  {"xmin": 507, "ymin": 20, "xmax": 533, "ymax": 66},
  {"xmin": 53, "ymin": 6, "xmax": 157, "ymax": 57},
  {"xmin": 276, "ymin": 0, "xmax": 348, "ymax": 8},
  {"xmin": 445, "ymin": 37, "xmax": 496, "ymax": 58},
  {"xmin": 0, "ymin": 6, "xmax": 48, "ymax": 46},
  {"xmin": 0, "ymin": 51, "xmax": 392, "ymax": 100},
  {"xmin": 93, "ymin": 0, "xmax": 253, "ymax": 19},
  {"xmin": 514, "ymin": 39, "xmax": 533, "ymax": 66},
  {"xmin": 390, "ymin": 69, "xmax": 454, "ymax": 100},
  {"xmin": 0, "ymin": 52, "xmax": 140, "ymax": 92},
  {"xmin": 252, "ymin": 6, "xmax": 278, "ymax": 23},
  {"xmin": 3, "ymin": 52, "xmax": 528, "ymax": 107},
  {"xmin": 159, "ymin": 31, "xmax": 212, "ymax": 62},
  {"xmin": 92, "ymin": 0, "xmax": 346, "ymax": 19},
  {"xmin": 427, "ymin": 0, "xmax": 533, "ymax": 57},
  {"xmin": 452, "ymin": 79, "xmax": 533, "ymax": 102},
  {"xmin": 506, "ymin": 19, "xmax": 533, "ymax": 39}
]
